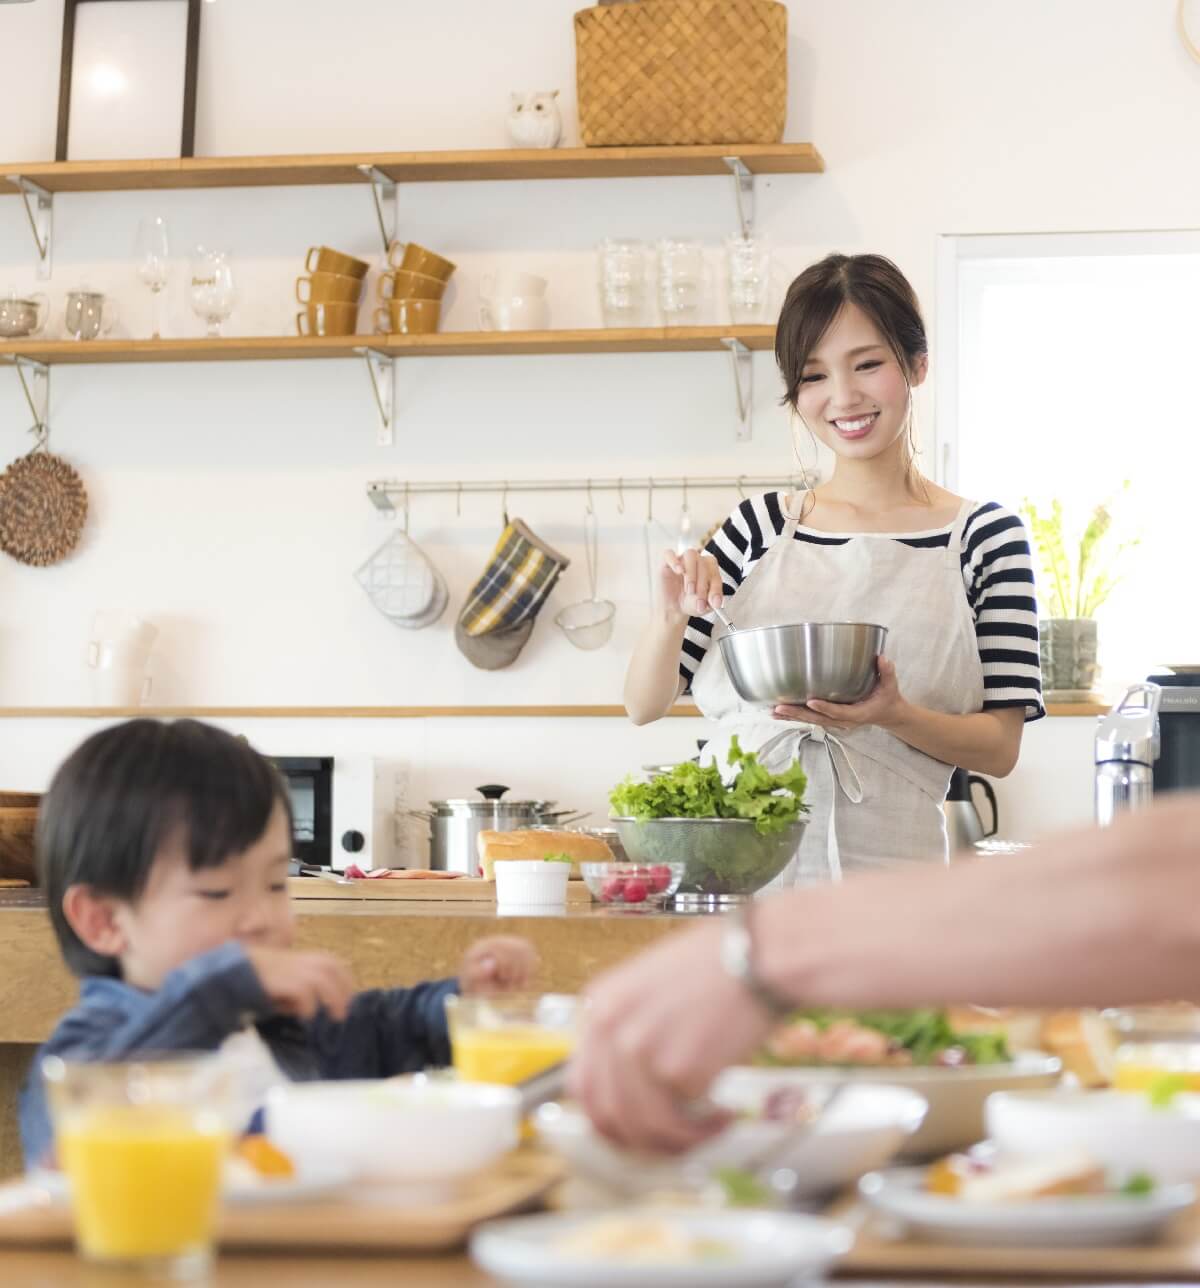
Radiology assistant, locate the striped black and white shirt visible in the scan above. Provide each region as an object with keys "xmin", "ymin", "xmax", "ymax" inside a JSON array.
[{"xmin": 680, "ymin": 493, "xmax": 1045, "ymax": 721}]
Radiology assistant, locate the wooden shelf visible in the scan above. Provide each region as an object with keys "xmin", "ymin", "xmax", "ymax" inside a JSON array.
[
  {"xmin": 0, "ymin": 144, "xmax": 823, "ymax": 196},
  {"xmin": 0, "ymin": 705, "xmax": 697, "ymax": 718},
  {"xmin": 0, "ymin": 326, "xmax": 776, "ymax": 367},
  {"xmin": 0, "ymin": 703, "xmax": 1101, "ymax": 719}
]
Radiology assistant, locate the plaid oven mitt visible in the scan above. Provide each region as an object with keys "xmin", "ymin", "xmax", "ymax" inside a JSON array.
[{"xmin": 456, "ymin": 519, "xmax": 569, "ymax": 669}]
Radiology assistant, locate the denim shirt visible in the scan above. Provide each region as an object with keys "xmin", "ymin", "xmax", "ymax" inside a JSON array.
[{"xmin": 20, "ymin": 941, "xmax": 458, "ymax": 1168}]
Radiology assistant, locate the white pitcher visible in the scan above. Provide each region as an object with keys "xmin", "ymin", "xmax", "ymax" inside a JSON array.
[{"xmin": 87, "ymin": 612, "xmax": 158, "ymax": 706}]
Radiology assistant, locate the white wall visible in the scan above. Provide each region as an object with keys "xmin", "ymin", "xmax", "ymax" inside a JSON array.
[{"xmin": 2, "ymin": 0, "xmax": 1194, "ymax": 841}]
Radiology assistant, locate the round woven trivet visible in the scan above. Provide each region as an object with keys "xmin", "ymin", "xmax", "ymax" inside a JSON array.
[{"xmin": 0, "ymin": 450, "xmax": 89, "ymax": 567}]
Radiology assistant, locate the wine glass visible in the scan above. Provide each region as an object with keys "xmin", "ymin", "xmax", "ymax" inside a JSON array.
[
  {"xmin": 188, "ymin": 246, "xmax": 237, "ymax": 338},
  {"xmin": 134, "ymin": 216, "xmax": 170, "ymax": 340}
]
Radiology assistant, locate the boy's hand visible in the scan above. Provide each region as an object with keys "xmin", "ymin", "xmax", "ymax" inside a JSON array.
[
  {"xmin": 460, "ymin": 936, "xmax": 540, "ymax": 995},
  {"xmin": 244, "ymin": 946, "xmax": 355, "ymax": 1022}
]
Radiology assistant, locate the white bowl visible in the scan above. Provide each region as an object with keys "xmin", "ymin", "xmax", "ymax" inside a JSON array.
[
  {"xmin": 987, "ymin": 1088, "xmax": 1200, "ymax": 1184},
  {"xmin": 266, "ymin": 1074, "xmax": 519, "ymax": 1185},
  {"xmin": 722, "ymin": 1053, "xmax": 1061, "ymax": 1158},
  {"xmin": 535, "ymin": 1080, "xmax": 926, "ymax": 1201},
  {"xmin": 495, "ymin": 860, "xmax": 570, "ymax": 906},
  {"xmin": 471, "ymin": 1208, "xmax": 853, "ymax": 1287}
]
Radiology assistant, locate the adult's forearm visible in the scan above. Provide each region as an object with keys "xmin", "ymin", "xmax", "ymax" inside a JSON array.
[
  {"xmin": 882, "ymin": 702, "xmax": 1023, "ymax": 777},
  {"xmin": 756, "ymin": 795, "xmax": 1200, "ymax": 1010},
  {"xmin": 624, "ymin": 613, "xmax": 688, "ymax": 724}
]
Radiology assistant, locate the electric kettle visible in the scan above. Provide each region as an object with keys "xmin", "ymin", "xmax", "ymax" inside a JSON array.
[{"xmin": 944, "ymin": 767, "xmax": 998, "ymax": 852}]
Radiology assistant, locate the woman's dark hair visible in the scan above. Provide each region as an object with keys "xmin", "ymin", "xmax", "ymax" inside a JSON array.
[
  {"xmin": 37, "ymin": 719, "xmax": 292, "ymax": 978},
  {"xmin": 775, "ymin": 253, "xmax": 928, "ymax": 411}
]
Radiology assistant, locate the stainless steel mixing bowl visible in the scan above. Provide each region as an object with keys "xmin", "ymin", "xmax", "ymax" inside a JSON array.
[
  {"xmin": 610, "ymin": 816, "xmax": 808, "ymax": 897},
  {"xmin": 718, "ymin": 621, "xmax": 888, "ymax": 706}
]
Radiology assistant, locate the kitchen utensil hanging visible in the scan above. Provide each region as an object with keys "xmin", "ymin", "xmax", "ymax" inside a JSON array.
[
  {"xmin": 353, "ymin": 486, "xmax": 447, "ymax": 629},
  {"xmin": 0, "ymin": 372, "xmax": 88, "ymax": 567},
  {"xmin": 555, "ymin": 486, "xmax": 615, "ymax": 650},
  {"xmin": 642, "ymin": 478, "xmax": 678, "ymax": 604}
]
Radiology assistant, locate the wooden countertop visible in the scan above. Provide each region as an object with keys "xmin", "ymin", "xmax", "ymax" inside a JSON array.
[{"xmin": 0, "ymin": 892, "xmax": 686, "ymax": 1046}]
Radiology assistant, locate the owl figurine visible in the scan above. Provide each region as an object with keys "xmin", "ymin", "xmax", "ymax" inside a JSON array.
[{"xmin": 507, "ymin": 91, "xmax": 563, "ymax": 149}]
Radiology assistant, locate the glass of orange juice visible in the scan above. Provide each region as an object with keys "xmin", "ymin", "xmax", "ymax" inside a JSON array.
[
  {"xmin": 44, "ymin": 1054, "xmax": 232, "ymax": 1276},
  {"xmin": 1105, "ymin": 1006, "xmax": 1200, "ymax": 1093},
  {"xmin": 446, "ymin": 994, "xmax": 578, "ymax": 1086}
]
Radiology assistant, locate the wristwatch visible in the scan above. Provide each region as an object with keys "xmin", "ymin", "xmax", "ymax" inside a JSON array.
[{"xmin": 719, "ymin": 903, "xmax": 794, "ymax": 1019}]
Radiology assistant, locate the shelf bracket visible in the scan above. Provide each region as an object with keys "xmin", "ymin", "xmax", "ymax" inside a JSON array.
[
  {"xmin": 2, "ymin": 357, "xmax": 50, "ymax": 438},
  {"xmin": 720, "ymin": 337, "xmax": 753, "ymax": 441},
  {"xmin": 357, "ymin": 164, "xmax": 397, "ymax": 256},
  {"xmin": 5, "ymin": 175, "xmax": 53, "ymax": 279},
  {"xmin": 723, "ymin": 156, "xmax": 755, "ymax": 240},
  {"xmin": 355, "ymin": 346, "xmax": 395, "ymax": 447}
]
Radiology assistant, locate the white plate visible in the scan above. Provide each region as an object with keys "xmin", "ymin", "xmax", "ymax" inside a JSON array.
[
  {"xmin": 859, "ymin": 1167, "xmax": 1195, "ymax": 1246},
  {"xmin": 471, "ymin": 1208, "xmax": 853, "ymax": 1288},
  {"xmin": 536, "ymin": 1081, "xmax": 926, "ymax": 1201},
  {"xmin": 31, "ymin": 1163, "xmax": 352, "ymax": 1207},
  {"xmin": 224, "ymin": 1162, "xmax": 352, "ymax": 1205},
  {"xmin": 726, "ymin": 1053, "xmax": 1061, "ymax": 1158}
]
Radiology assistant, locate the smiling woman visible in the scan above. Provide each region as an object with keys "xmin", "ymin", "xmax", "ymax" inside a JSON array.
[{"xmin": 623, "ymin": 253, "xmax": 1044, "ymax": 885}]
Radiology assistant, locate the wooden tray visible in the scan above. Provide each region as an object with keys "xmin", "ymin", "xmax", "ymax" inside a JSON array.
[
  {"xmin": 831, "ymin": 1194, "xmax": 1200, "ymax": 1279},
  {"xmin": 0, "ymin": 1151, "xmax": 564, "ymax": 1254},
  {"xmin": 288, "ymin": 876, "xmax": 592, "ymax": 903}
]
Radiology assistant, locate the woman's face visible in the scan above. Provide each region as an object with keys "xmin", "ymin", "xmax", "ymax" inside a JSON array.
[{"xmin": 794, "ymin": 301, "xmax": 927, "ymax": 463}]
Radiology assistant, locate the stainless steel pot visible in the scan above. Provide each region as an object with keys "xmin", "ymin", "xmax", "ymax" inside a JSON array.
[{"xmin": 409, "ymin": 784, "xmax": 584, "ymax": 873}]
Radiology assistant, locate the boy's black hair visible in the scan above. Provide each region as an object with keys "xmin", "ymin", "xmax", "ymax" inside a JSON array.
[{"xmin": 37, "ymin": 718, "xmax": 292, "ymax": 978}]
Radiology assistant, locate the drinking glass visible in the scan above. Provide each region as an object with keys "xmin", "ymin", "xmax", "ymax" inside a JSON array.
[
  {"xmin": 445, "ymin": 993, "xmax": 579, "ymax": 1085},
  {"xmin": 189, "ymin": 247, "xmax": 237, "ymax": 338},
  {"xmin": 725, "ymin": 234, "xmax": 771, "ymax": 323},
  {"xmin": 597, "ymin": 238, "xmax": 649, "ymax": 327},
  {"xmin": 44, "ymin": 1054, "xmax": 232, "ymax": 1276},
  {"xmin": 656, "ymin": 237, "xmax": 704, "ymax": 321},
  {"xmin": 135, "ymin": 216, "xmax": 170, "ymax": 339}
]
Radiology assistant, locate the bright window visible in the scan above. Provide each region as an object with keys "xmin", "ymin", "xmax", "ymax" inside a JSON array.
[{"xmin": 937, "ymin": 231, "xmax": 1200, "ymax": 686}]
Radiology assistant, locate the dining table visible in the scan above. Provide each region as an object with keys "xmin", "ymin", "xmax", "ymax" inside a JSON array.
[{"xmin": 0, "ymin": 1255, "xmax": 1189, "ymax": 1288}]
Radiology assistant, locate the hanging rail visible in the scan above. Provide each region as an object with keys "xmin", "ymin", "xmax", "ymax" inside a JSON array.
[{"xmin": 366, "ymin": 474, "xmax": 808, "ymax": 515}]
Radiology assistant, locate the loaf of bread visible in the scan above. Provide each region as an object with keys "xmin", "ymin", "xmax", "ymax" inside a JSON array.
[{"xmin": 476, "ymin": 829, "xmax": 613, "ymax": 879}]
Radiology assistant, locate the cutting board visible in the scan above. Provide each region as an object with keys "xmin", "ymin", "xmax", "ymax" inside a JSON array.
[
  {"xmin": 830, "ymin": 1194, "xmax": 1200, "ymax": 1278},
  {"xmin": 288, "ymin": 876, "xmax": 592, "ymax": 903},
  {"xmin": 0, "ymin": 1151, "xmax": 565, "ymax": 1254}
]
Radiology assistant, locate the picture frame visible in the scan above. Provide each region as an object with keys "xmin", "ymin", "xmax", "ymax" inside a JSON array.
[{"xmin": 55, "ymin": 0, "xmax": 201, "ymax": 161}]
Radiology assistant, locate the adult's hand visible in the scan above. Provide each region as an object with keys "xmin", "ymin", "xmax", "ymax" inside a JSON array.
[
  {"xmin": 774, "ymin": 655, "xmax": 904, "ymax": 732},
  {"xmin": 567, "ymin": 917, "xmax": 775, "ymax": 1152},
  {"xmin": 660, "ymin": 548, "xmax": 725, "ymax": 621}
]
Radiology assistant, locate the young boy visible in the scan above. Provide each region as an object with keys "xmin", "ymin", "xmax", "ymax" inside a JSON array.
[{"xmin": 21, "ymin": 718, "xmax": 539, "ymax": 1166}]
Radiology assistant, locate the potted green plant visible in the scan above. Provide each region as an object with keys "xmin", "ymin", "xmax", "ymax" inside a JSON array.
[{"xmin": 1021, "ymin": 484, "xmax": 1139, "ymax": 698}]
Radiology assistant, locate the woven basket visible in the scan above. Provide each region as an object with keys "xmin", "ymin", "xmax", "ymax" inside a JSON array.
[
  {"xmin": 575, "ymin": 0, "xmax": 787, "ymax": 146},
  {"xmin": 0, "ymin": 449, "xmax": 89, "ymax": 567}
]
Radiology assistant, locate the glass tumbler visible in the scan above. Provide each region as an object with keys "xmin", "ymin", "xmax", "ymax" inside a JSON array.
[
  {"xmin": 725, "ymin": 234, "xmax": 771, "ymax": 323},
  {"xmin": 656, "ymin": 238, "xmax": 704, "ymax": 321},
  {"xmin": 44, "ymin": 1054, "xmax": 233, "ymax": 1276},
  {"xmin": 597, "ymin": 238, "xmax": 649, "ymax": 327}
]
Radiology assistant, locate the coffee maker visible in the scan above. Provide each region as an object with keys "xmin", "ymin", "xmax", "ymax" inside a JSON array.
[{"xmin": 1147, "ymin": 670, "xmax": 1200, "ymax": 793}]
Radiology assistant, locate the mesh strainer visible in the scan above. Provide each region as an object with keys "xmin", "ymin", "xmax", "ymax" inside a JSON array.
[{"xmin": 555, "ymin": 496, "xmax": 614, "ymax": 650}]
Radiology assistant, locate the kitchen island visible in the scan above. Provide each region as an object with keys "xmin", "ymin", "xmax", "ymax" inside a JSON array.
[{"xmin": 0, "ymin": 888, "xmax": 688, "ymax": 1178}]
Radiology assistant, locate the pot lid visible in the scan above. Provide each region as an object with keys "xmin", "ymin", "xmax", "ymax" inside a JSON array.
[{"xmin": 429, "ymin": 798, "xmax": 560, "ymax": 813}]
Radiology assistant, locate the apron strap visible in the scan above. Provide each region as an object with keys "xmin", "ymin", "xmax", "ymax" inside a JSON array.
[
  {"xmin": 946, "ymin": 498, "xmax": 976, "ymax": 571},
  {"xmin": 779, "ymin": 490, "xmax": 805, "ymax": 540},
  {"xmin": 755, "ymin": 723, "xmax": 863, "ymax": 883}
]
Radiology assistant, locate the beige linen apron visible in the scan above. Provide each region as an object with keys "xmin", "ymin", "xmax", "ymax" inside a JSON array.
[{"xmin": 691, "ymin": 496, "xmax": 986, "ymax": 885}]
